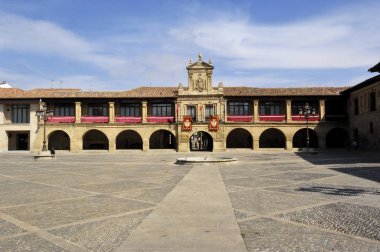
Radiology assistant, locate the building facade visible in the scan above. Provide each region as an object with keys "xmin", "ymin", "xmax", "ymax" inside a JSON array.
[{"xmin": 1, "ymin": 55, "xmax": 377, "ymax": 153}]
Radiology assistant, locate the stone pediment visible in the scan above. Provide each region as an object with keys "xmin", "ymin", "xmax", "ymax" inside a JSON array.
[
  {"xmin": 181, "ymin": 54, "xmax": 221, "ymax": 95},
  {"xmin": 186, "ymin": 60, "xmax": 214, "ymax": 70}
]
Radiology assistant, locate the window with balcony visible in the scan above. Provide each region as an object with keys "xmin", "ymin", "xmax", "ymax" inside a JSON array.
[
  {"xmin": 205, "ymin": 105, "xmax": 215, "ymax": 121},
  {"xmin": 151, "ymin": 103, "xmax": 172, "ymax": 116},
  {"xmin": 259, "ymin": 101, "xmax": 284, "ymax": 115},
  {"xmin": 291, "ymin": 101, "xmax": 319, "ymax": 115},
  {"xmin": 54, "ymin": 104, "xmax": 75, "ymax": 116},
  {"xmin": 48, "ymin": 103, "xmax": 75, "ymax": 123},
  {"xmin": 119, "ymin": 103, "xmax": 141, "ymax": 116},
  {"xmin": 229, "ymin": 102, "xmax": 250, "ymax": 115},
  {"xmin": 259, "ymin": 101, "xmax": 285, "ymax": 121},
  {"xmin": 227, "ymin": 102, "xmax": 252, "ymax": 122},
  {"xmin": 88, "ymin": 103, "xmax": 108, "ymax": 116},
  {"xmin": 11, "ymin": 105, "xmax": 30, "ymax": 123},
  {"xmin": 187, "ymin": 106, "xmax": 197, "ymax": 122},
  {"xmin": 369, "ymin": 92, "xmax": 376, "ymax": 112}
]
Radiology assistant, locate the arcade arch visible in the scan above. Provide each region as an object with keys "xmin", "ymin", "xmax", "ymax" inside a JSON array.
[{"xmin": 48, "ymin": 130, "xmax": 70, "ymax": 150}]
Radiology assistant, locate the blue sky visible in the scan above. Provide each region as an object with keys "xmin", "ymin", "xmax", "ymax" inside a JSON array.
[{"xmin": 0, "ymin": 0, "xmax": 379, "ymax": 91}]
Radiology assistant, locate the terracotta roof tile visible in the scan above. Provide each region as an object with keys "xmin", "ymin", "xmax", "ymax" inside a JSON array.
[
  {"xmin": 224, "ymin": 87, "xmax": 348, "ymax": 97},
  {"xmin": 0, "ymin": 86, "xmax": 348, "ymax": 99},
  {"xmin": 0, "ymin": 88, "xmax": 27, "ymax": 99},
  {"xmin": 123, "ymin": 87, "xmax": 178, "ymax": 98}
]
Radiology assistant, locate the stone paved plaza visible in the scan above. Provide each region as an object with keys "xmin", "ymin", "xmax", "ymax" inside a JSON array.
[{"xmin": 0, "ymin": 150, "xmax": 379, "ymax": 251}]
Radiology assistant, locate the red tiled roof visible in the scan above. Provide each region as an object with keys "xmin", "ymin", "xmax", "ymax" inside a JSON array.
[
  {"xmin": 123, "ymin": 87, "xmax": 178, "ymax": 98},
  {"xmin": 223, "ymin": 87, "xmax": 348, "ymax": 97},
  {"xmin": 0, "ymin": 88, "xmax": 27, "ymax": 99},
  {"xmin": 0, "ymin": 86, "xmax": 349, "ymax": 99}
]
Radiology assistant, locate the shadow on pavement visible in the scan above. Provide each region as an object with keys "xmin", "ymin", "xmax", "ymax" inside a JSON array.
[
  {"xmin": 329, "ymin": 167, "xmax": 380, "ymax": 183},
  {"xmin": 296, "ymin": 185, "xmax": 380, "ymax": 196},
  {"xmin": 296, "ymin": 151, "xmax": 380, "ymax": 165}
]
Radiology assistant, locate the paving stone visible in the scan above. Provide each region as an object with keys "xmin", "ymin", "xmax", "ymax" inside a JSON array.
[
  {"xmin": 224, "ymin": 177, "xmax": 296, "ymax": 188},
  {"xmin": 0, "ymin": 219, "xmax": 26, "ymax": 237},
  {"xmin": 17, "ymin": 173, "xmax": 119, "ymax": 186},
  {"xmin": 0, "ymin": 188, "xmax": 91, "ymax": 208},
  {"xmin": 262, "ymin": 172, "xmax": 335, "ymax": 181},
  {"xmin": 113, "ymin": 185, "xmax": 175, "ymax": 203},
  {"xmin": 72, "ymin": 180, "xmax": 160, "ymax": 194},
  {"xmin": 277, "ymin": 202, "xmax": 380, "ymax": 241},
  {"xmin": 317, "ymin": 173, "xmax": 380, "ymax": 188},
  {"xmin": 229, "ymin": 189, "xmax": 321, "ymax": 214},
  {"xmin": 2, "ymin": 195, "xmax": 154, "ymax": 228},
  {"xmin": 0, "ymin": 176, "xmax": 23, "ymax": 185},
  {"xmin": 0, "ymin": 181, "xmax": 52, "ymax": 195},
  {"xmin": 50, "ymin": 210, "xmax": 152, "ymax": 252},
  {"xmin": 239, "ymin": 217, "xmax": 380, "ymax": 252},
  {"xmin": 0, "ymin": 234, "xmax": 68, "ymax": 252},
  {"xmin": 266, "ymin": 183, "xmax": 380, "ymax": 199},
  {"xmin": 225, "ymin": 185, "xmax": 252, "ymax": 193},
  {"xmin": 233, "ymin": 209, "xmax": 255, "ymax": 221}
]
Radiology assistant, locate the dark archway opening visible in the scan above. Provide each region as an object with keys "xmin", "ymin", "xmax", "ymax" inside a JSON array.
[
  {"xmin": 326, "ymin": 128, "xmax": 348, "ymax": 148},
  {"xmin": 227, "ymin": 128, "xmax": 253, "ymax": 148},
  {"xmin": 189, "ymin": 131, "xmax": 213, "ymax": 151},
  {"xmin": 83, "ymin": 130, "xmax": 109, "ymax": 150},
  {"xmin": 149, "ymin": 130, "xmax": 176, "ymax": 149},
  {"xmin": 48, "ymin": 130, "xmax": 70, "ymax": 150},
  {"xmin": 293, "ymin": 128, "xmax": 319, "ymax": 148},
  {"xmin": 116, "ymin": 130, "xmax": 143, "ymax": 150},
  {"xmin": 259, "ymin": 128, "xmax": 286, "ymax": 148}
]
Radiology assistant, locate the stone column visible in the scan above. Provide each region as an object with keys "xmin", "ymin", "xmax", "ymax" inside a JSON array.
[
  {"xmin": 75, "ymin": 102, "xmax": 81, "ymax": 123},
  {"xmin": 142, "ymin": 101, "xmax": 147, "ymax": 123},
  {"xmin": 175, "ymin": 102, "xmax": 181, "ymax": 122},
  {"xmin": 222, "ymin": 100, "xmax": 227, "ymax": 122},
  {"xmin": 108, "ymin": 102, "xmax": 115, "ymax": 123},
  {"xmin": 0, "ymin": 104, "xmax": 4, "ymax": 124},
  {"xmin": 286, "ymin": 139, "xmax": 293, "ymax": 150},
  {"xmin": 143, "ymin": 139, "xmax": 149, "ymax": 151},
  {"xmin": 253, "ymin": 100, "xmax": 259, "ymax": 122},
  {"xmin": 319, "ymin": 99, "xmax": 325, "ymax": 121},
  {"xmin": 253, "ymin": 139, "xmax": 259, "ymax": 150},
  {"xmin": 108, "ymin": 137, "xmax": 116, "ymax": 152},
  {"xmin": 286, "ymin": 99, "xmax": 292, "ymax": 122}
]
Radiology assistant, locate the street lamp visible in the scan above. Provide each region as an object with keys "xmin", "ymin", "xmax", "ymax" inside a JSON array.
[
  {"xmin": 35, "ymin": 101, "xmax": 53, "ymax": 152},
  {"xmin": 299, "ymin": 103, "xmax": 316, "ymax": 148}
]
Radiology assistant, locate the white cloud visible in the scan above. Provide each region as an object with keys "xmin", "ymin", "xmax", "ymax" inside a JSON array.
[
  {"xmin": 169, "ymin": 4, "xmax": 380, "ymax": 69},
  {"xmin": 0, "ymin": 13, "xmax": 127, "ymax": 73}
]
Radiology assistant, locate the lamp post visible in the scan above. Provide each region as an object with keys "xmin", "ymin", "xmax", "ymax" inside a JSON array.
[
  {"xmin": 35, "ymin": 101, "xmax": 53, "ymax": 152},
  {"xmin": 299, "ymin": 103, "xmax": 316, "ymax": 148}
]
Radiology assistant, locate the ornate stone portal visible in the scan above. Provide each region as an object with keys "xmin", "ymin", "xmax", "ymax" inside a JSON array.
[{"xmin": 176, "ymin": 54, "xmax": 226, "ymax": 152}]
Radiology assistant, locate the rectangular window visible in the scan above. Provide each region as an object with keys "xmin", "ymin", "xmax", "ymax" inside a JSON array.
[
  {"xmin": 11, "ymin": 105, "xmax": 30, "ymax": 123},
  {"xmin": 354, "ymin": 98, "xmax": 359, "ymax": 115},
  {"xmin": 88, "ymin": 103, "xmax": 108, "ymax": 116},
  {"xmin": 228, "ymin": 102, "xmax": 250, "ymax": 115},
  {"xmin": 259, "ymin": 101, "xmax": 284, "ymax": 115},
  {"xmin": 205, "ymin": 105, "xmax": 215, "ymax": 120},
  {"xmin": 151, "ymin": 103, "xmax": 172, "ymax": 116},
  {"xmin": 187, "ymin": 106, "xmax": 197, "ymax": 122},
  {"xmin": 291, "ymin": 101, "xmax": 319, "ymax": 114},
  {"xmin": 54, "ymin": 103, "xmax": 75, "ymax": 116},
  {"xmin": 369, "ymin": 92, "xmax": 376, "ymax": 111},
  {"xmin": 119, "ymin": 103, "xmax": 141, "ymax": 116}
]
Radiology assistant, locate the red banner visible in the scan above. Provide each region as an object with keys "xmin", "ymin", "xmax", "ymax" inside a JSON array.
[
  {"xmin": 209, "ymin": 115, "xmax": 219, "ymax": 131},
  {"xmin": 182, "ymin": 116, "xmax": 192, "ymax": 131}
]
